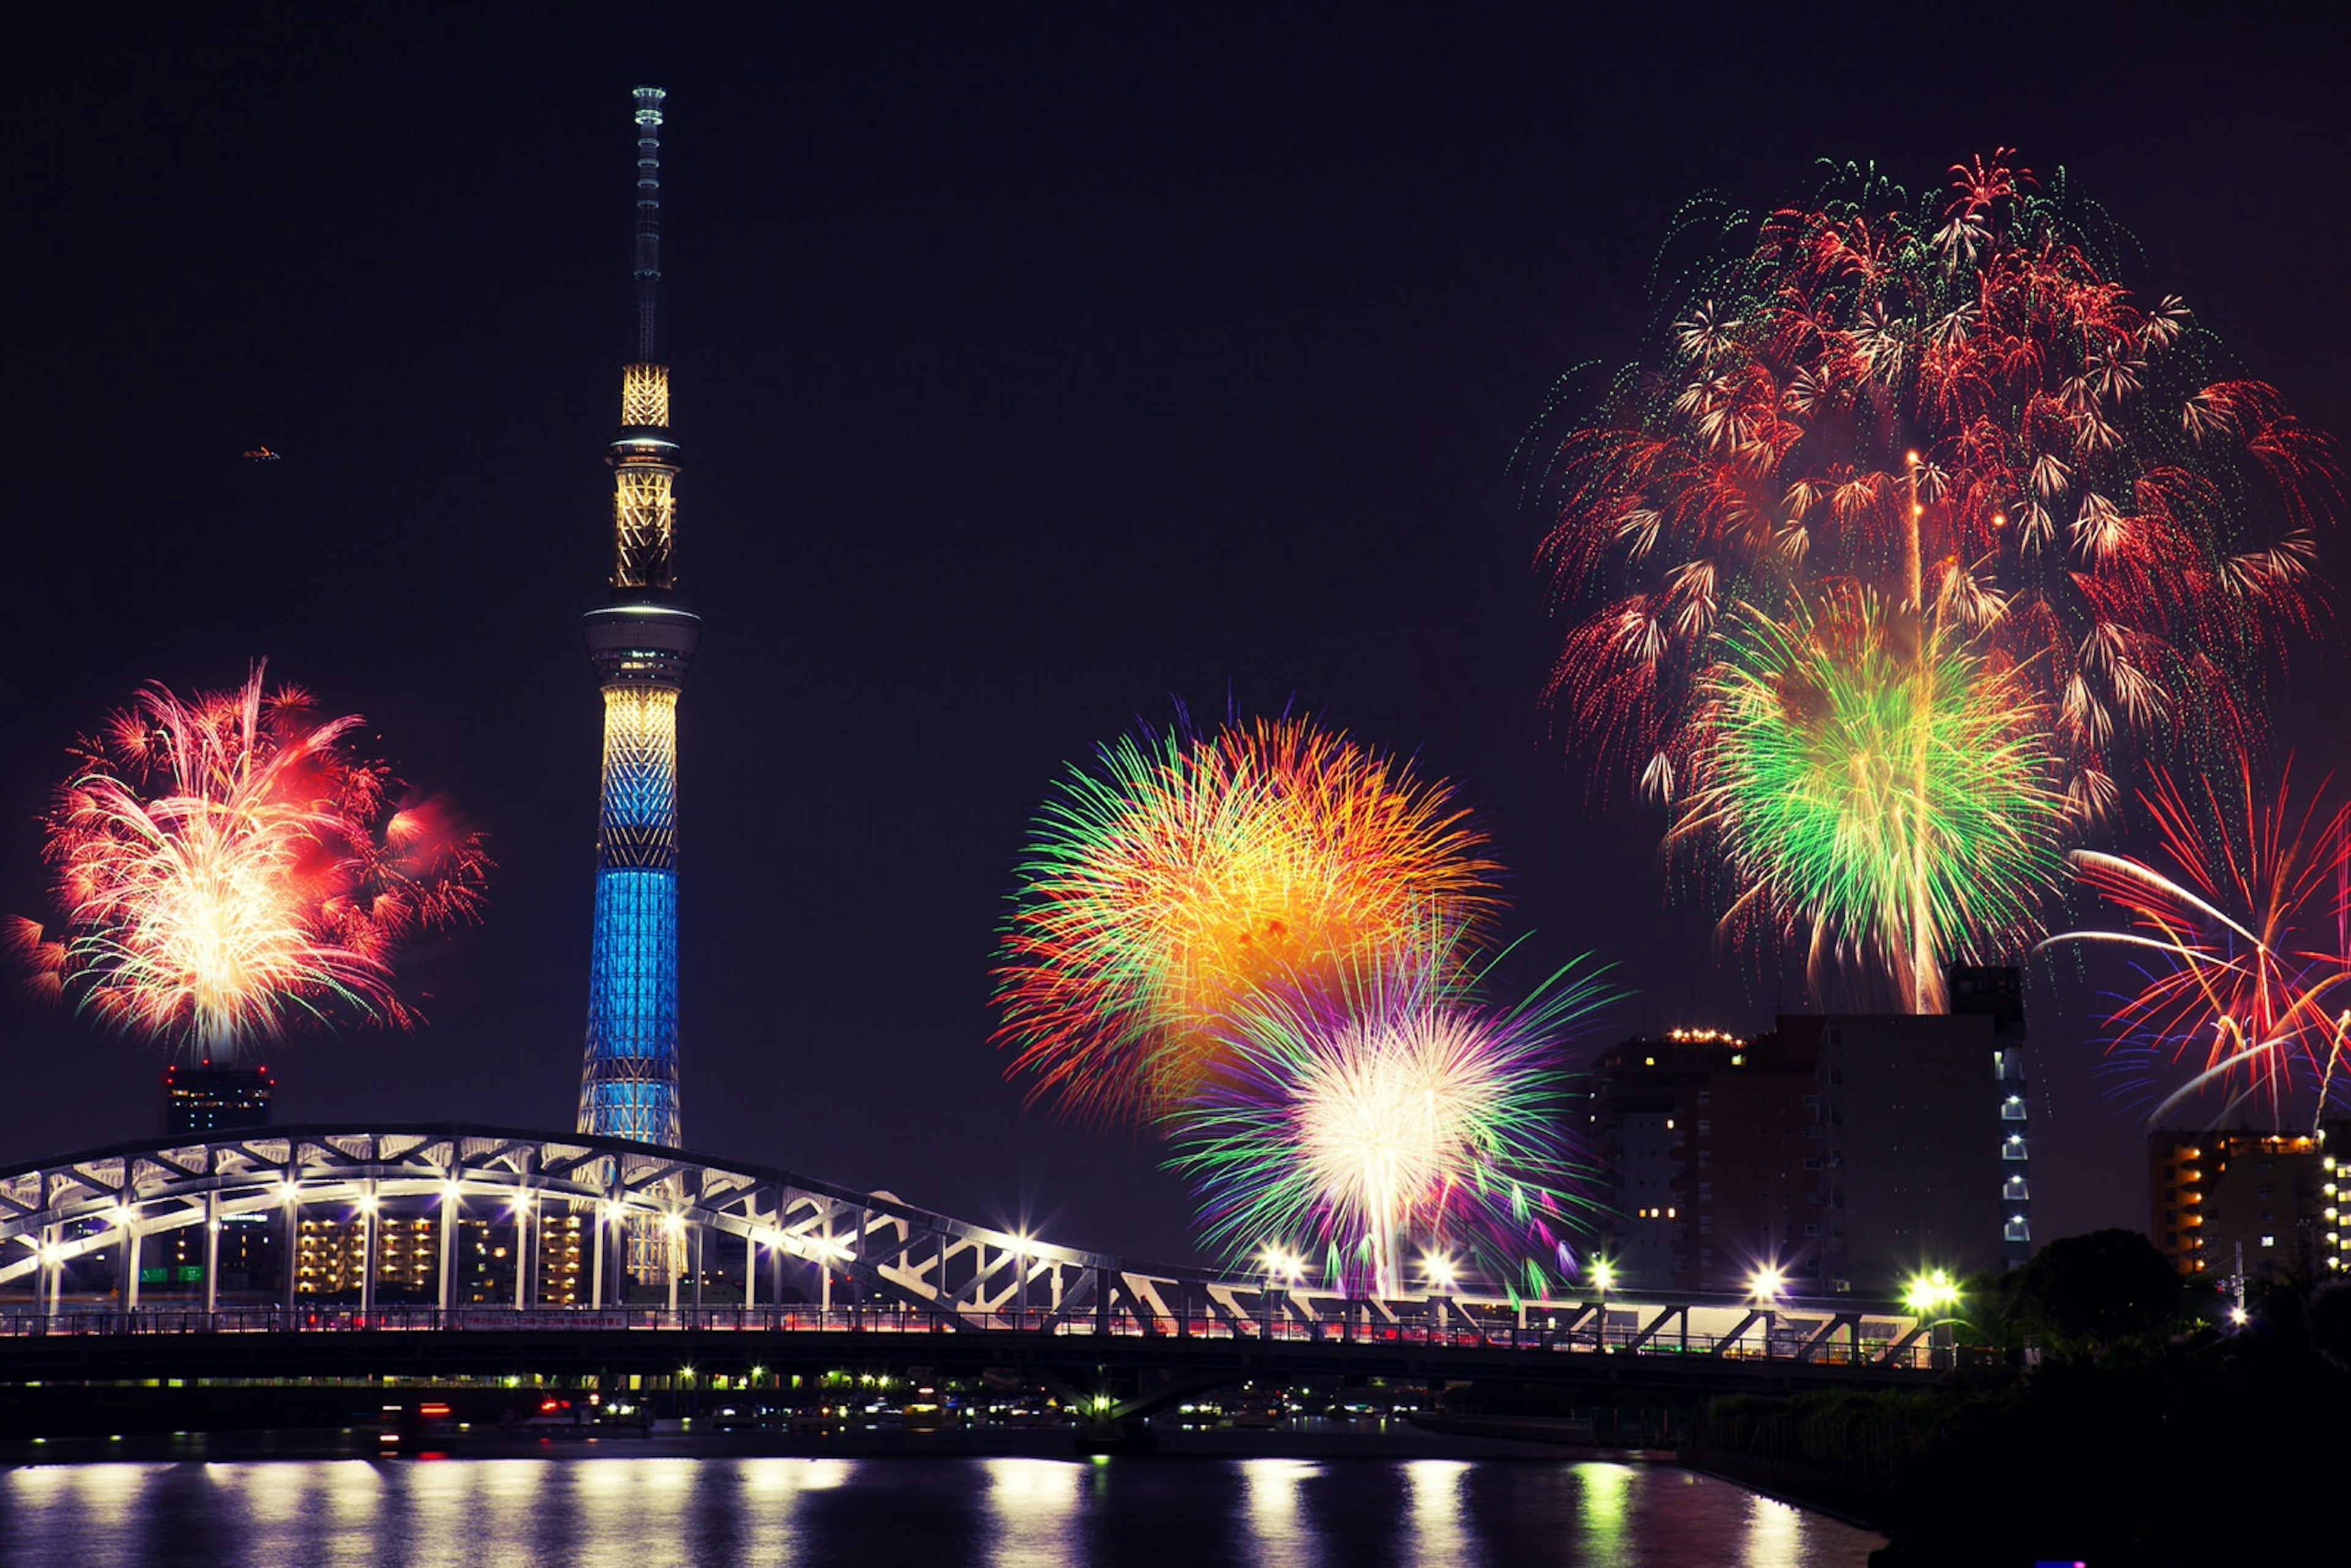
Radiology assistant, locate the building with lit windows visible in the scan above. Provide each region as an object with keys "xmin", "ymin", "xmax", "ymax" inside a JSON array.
[
  {"xmin": 293, "ymin": 1207, "xmax": 588, "ymax": 1305},
  {"xmin": 1581, "ymin": 967, "xmax": 2036, "ymax": 1297},
  {"xmin": 2148, "ymin": 1126, "xmax": 2344, "ymax": 1282},
  {"xmin": 159, "ymin": 1062, "xmax": 274, "ymax": 1136}
]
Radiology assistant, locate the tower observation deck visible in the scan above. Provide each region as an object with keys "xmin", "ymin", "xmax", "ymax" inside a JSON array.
[{"xmin": 579, "ymin": 86, "xmax": 698, "ymax": 1153}]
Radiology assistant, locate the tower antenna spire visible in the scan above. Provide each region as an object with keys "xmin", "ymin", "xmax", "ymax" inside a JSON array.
[{"xmin": 632, "ymin": 86, "xmax": 665, "ymax": 362}]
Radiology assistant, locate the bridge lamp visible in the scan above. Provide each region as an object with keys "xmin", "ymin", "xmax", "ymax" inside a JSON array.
[
  {"xmin": 440, "ymin": 1181, "xmax": 464, "ymax": 1204},
  {"xmin": 277, "ymin": 1179, "xmax": 301, "ymax": 1204},
  {"xmin": 1589, "ymin": 1258, "xmax": 1616, "ymax": 1296},
  {"xmin": 1421, "ymin": 1253, "xmax": 1460, "ymax": 1294},
  {"xmin": 1902, "ymin": 1269, "xmax": 1960, "ymax": 1316},
  {"xmin": 601, "ymin": 1202, "xmax": 624, "ymax": 1225},
  {"xmin": 662, "ymin": 1212, "xmax": 686, "ymax": 1237},
  {"xmin": 107, "ymin": 1201, "xmax": 133, "ymax": 1228},
  {"xmin": 39, "ymin": 1242, "xmax": 64, "ymax": 1267},
  {"xmin": 1749, "ymin": 1265, "xmax": 1787, "ymax": 1305},
  {"xmin": 356, "ymin": 1194, "xmax": 380, "ymax": 1217}
]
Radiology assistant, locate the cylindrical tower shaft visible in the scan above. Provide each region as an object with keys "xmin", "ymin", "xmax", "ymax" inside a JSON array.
[{"xmin": 580, "ymin": 86, "xmax": 699, "ymax": 1167}]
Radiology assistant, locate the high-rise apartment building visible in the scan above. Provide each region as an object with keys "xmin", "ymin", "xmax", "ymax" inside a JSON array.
[
  {"xmin": 2148, "ymin": 1126, "xmax": 2345, "ymax": 1283},
  {"xmin": 159, "ymin": 1062, "xmax": 274, "ymax": 1136},
  {"xmin": 1582, "ymin": 967, "xmax": 2036, "ymax": 1297}
]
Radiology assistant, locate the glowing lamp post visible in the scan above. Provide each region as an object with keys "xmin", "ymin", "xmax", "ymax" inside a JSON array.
[
  {"xmin": 1902, "ymin": 1267, "xmax": 1963, "ymax": 1368},
  {"xmin": 1423, "ymin": 1251, "xmax": 1460, "ymax": 1339}
]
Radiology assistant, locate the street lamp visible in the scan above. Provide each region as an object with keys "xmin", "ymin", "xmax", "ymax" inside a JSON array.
[{"xmin": 1902, "ymin": 1268, "xmax": 1961, "ymax": 1317}]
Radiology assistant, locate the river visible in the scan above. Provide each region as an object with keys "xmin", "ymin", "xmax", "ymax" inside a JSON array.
[{"xmin": 0, "ymin": 1450, "xmax": 1883, "ymax": 1566}]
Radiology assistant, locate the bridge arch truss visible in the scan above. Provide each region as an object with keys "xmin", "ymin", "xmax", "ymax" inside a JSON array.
[{"xmin": 0, "ymin": 1124, "xmax": 1931, "ymax": 1370}]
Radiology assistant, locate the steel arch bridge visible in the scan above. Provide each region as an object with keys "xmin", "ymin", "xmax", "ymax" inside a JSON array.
[{"xmin": 0, "ymin": 1124, "xmax": 1936, "ymax": 1375}]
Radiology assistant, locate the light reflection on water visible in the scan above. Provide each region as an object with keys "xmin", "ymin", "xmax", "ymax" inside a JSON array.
[
  {"xmin": 983, "ymin": 1457, "xmax": 1082, "ymax": 1568},
  {"xmin": 1404, "ymin": 1459, "xmax": 1480, "ymax": 1567},
  {"xmin": 0, "ymin": 1455, "xmax": 1883, "ymax": 1567},
  {"xmin": 1576, "ymin": 1460, "xmax": 1635, "ymax": 1568}
]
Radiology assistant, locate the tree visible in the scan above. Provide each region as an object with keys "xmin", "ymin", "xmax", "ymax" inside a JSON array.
[{"xmin": 2004, "ymin": 1229, "xmax": 2184, "ymax": 1355}]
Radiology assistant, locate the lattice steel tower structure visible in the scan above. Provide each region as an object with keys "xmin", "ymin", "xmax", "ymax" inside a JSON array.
[{"xmin": 579, "ymin": 86, "xmax": 698, "ymax": 1150}]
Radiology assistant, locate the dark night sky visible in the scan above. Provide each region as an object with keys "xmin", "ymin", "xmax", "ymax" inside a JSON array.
[{"xmin": 7, "ymin": 6, "xmax": 2345, "ymax": 1266}]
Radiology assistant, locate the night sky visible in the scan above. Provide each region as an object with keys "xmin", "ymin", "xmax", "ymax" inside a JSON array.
[{"xmin": 8, "ymin": 7, "xmax": 2345, "ymax": 1267}]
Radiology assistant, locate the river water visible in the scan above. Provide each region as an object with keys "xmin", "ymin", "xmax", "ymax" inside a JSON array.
[{"xmin": 0, "ymin": 1454, "xmax": 1881, "ymax": 1567}]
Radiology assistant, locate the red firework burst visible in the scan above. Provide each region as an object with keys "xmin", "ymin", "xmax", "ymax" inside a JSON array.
[
  {"xmin": 1529, "ymin": 151, "xmax": 2340, "ymax": 821},
  {"xmin": 2045, "ymin": 757, "xmax": 2350, "ymax": 1123},
  {"xmin": 12, "ymin": 665, "xmax": 492, "ymax": 1057}
]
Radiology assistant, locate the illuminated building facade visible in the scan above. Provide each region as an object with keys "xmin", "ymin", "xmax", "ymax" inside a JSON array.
[
  {"xmin": 1583, "ymin": 969, "xmax": 2034, "ymax": 1297},
  {"xmin": 293, "ymin": 1208, "xmax": 587, "ymax": 1305},
  {"xmin": 159, "ymin": 1062, "xmax": 274, "ymax": 1136},
  {"xmin": 2148, "ymin": 1126, "xmax": 2346, "ymax": 1282},
  {"xmin": 579, "ymin": 85, "xmax": 700, "ymax": 1152}
]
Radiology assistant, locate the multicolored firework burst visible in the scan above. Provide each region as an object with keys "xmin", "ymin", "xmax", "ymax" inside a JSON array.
[
  {"xmin": 1167, "ymin": 930, "xmax": 1610, "ymax": 1299},
  {"xmin": 12, "ymin": 666, "xmax": 492, "ymax": 1057},
  {"xmin": 1530, "ymin": 150, "xmax": 2338, "ymax": 823},
  {"xmin": 1678, "ymin": 590, "xmax": 2071, "ymax": 1013},
  {"xmin": 995, "ymin": 715, "xmax": 1502, "ymax": 1127},
  {"xmin": 2042, "ymin": 759, "xmax": 2350, "ymax": 1124}
]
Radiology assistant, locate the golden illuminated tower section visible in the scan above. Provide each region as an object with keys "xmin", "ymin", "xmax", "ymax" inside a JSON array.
[{"xmin": 580, "ymin": 86, "xmax": 699, "ymax": 1153}]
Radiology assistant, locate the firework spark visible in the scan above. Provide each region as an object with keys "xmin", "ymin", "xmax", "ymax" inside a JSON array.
[
  {"xmin": 995, "ymin": 715, "xmax": 1502, "ymax": 1126},
  {"xmin": 13, "ymin": 666, "xmax": 491, "ymax": 1056},
  {"xmin": 1530, "ymin": 151, "xmax": 2339, "ymax": 823},
  {"xmin": 2041, "ymin": 759, "xmax": 2350, "ymax": 1124},
  {"xmin": 1676, "ymin": 591, "xmax": 2072, "ymax": 1011},
  {"xmin": 1167, "ymin": 931, "xmax": 1608, "ymax": 1298}
]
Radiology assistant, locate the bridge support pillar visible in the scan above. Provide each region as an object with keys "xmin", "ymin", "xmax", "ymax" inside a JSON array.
[
  {"xmin": 692, "ymin": 1223, "xmax": 703, "ymax": 1312},
  {"xmin": 121, "ymin": 1223, "xmax": 140, "ymax": 1310},
  {"xmin": 358, "ymin": 1188, "xmax": 375, "ymax": 1321},
  {"xmin": 743, "ymin": 1234, "xmax": 756, "ymax": 1311},
  {"xmin": 203, "ymin": 1194, "xmax": 220, "ymax": 1316},
  {"xmin": 515, "ymin": 1195, "xmax": 533, "ymax": 1311},
  {"xmin": 42, "ymin": 1223, "xmax": 59, "ymax": 1317},
  {"xmin": 283, "ymin": 1176, "xmax": 300, "ymax": 1313},
  {"xmin": 438, "ymin": 1187, "xmax": 457, "ymax": 1315}
]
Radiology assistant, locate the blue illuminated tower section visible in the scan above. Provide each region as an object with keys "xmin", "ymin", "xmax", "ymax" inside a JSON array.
[{"xmin": 580, "ymin": 86, "xmax": 699, "ymax": 1149}]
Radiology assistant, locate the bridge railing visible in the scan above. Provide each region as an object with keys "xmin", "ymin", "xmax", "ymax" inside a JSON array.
[{"xmin": 0, "ymin": 1302, "xmax": 1936, "ymax": 1368}]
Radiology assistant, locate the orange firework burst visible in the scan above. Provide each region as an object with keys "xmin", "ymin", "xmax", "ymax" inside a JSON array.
[
  {"xmin": 12, "ymin": 666, "xmax": 491, "ymax": 1057},
  {"xmin": 996, "ymin": 715, "xmax": 1502, "ymax": 1127}
]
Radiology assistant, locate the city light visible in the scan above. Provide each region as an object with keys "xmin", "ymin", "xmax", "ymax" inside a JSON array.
[{"xmin": 1902, "ymin": 1268, "xmax": 1962, "ymax": 1316}]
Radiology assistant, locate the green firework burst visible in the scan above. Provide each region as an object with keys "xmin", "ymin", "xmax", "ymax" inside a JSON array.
[{"xmin": 1678, "ymin": 593, "xmax": 2070, "ymax": 1011}]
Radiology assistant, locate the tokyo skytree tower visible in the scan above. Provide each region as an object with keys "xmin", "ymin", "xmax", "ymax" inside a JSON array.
[{"xmin": 579, "ymin": 86, "xmax": 699, "ymax": 1150}]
